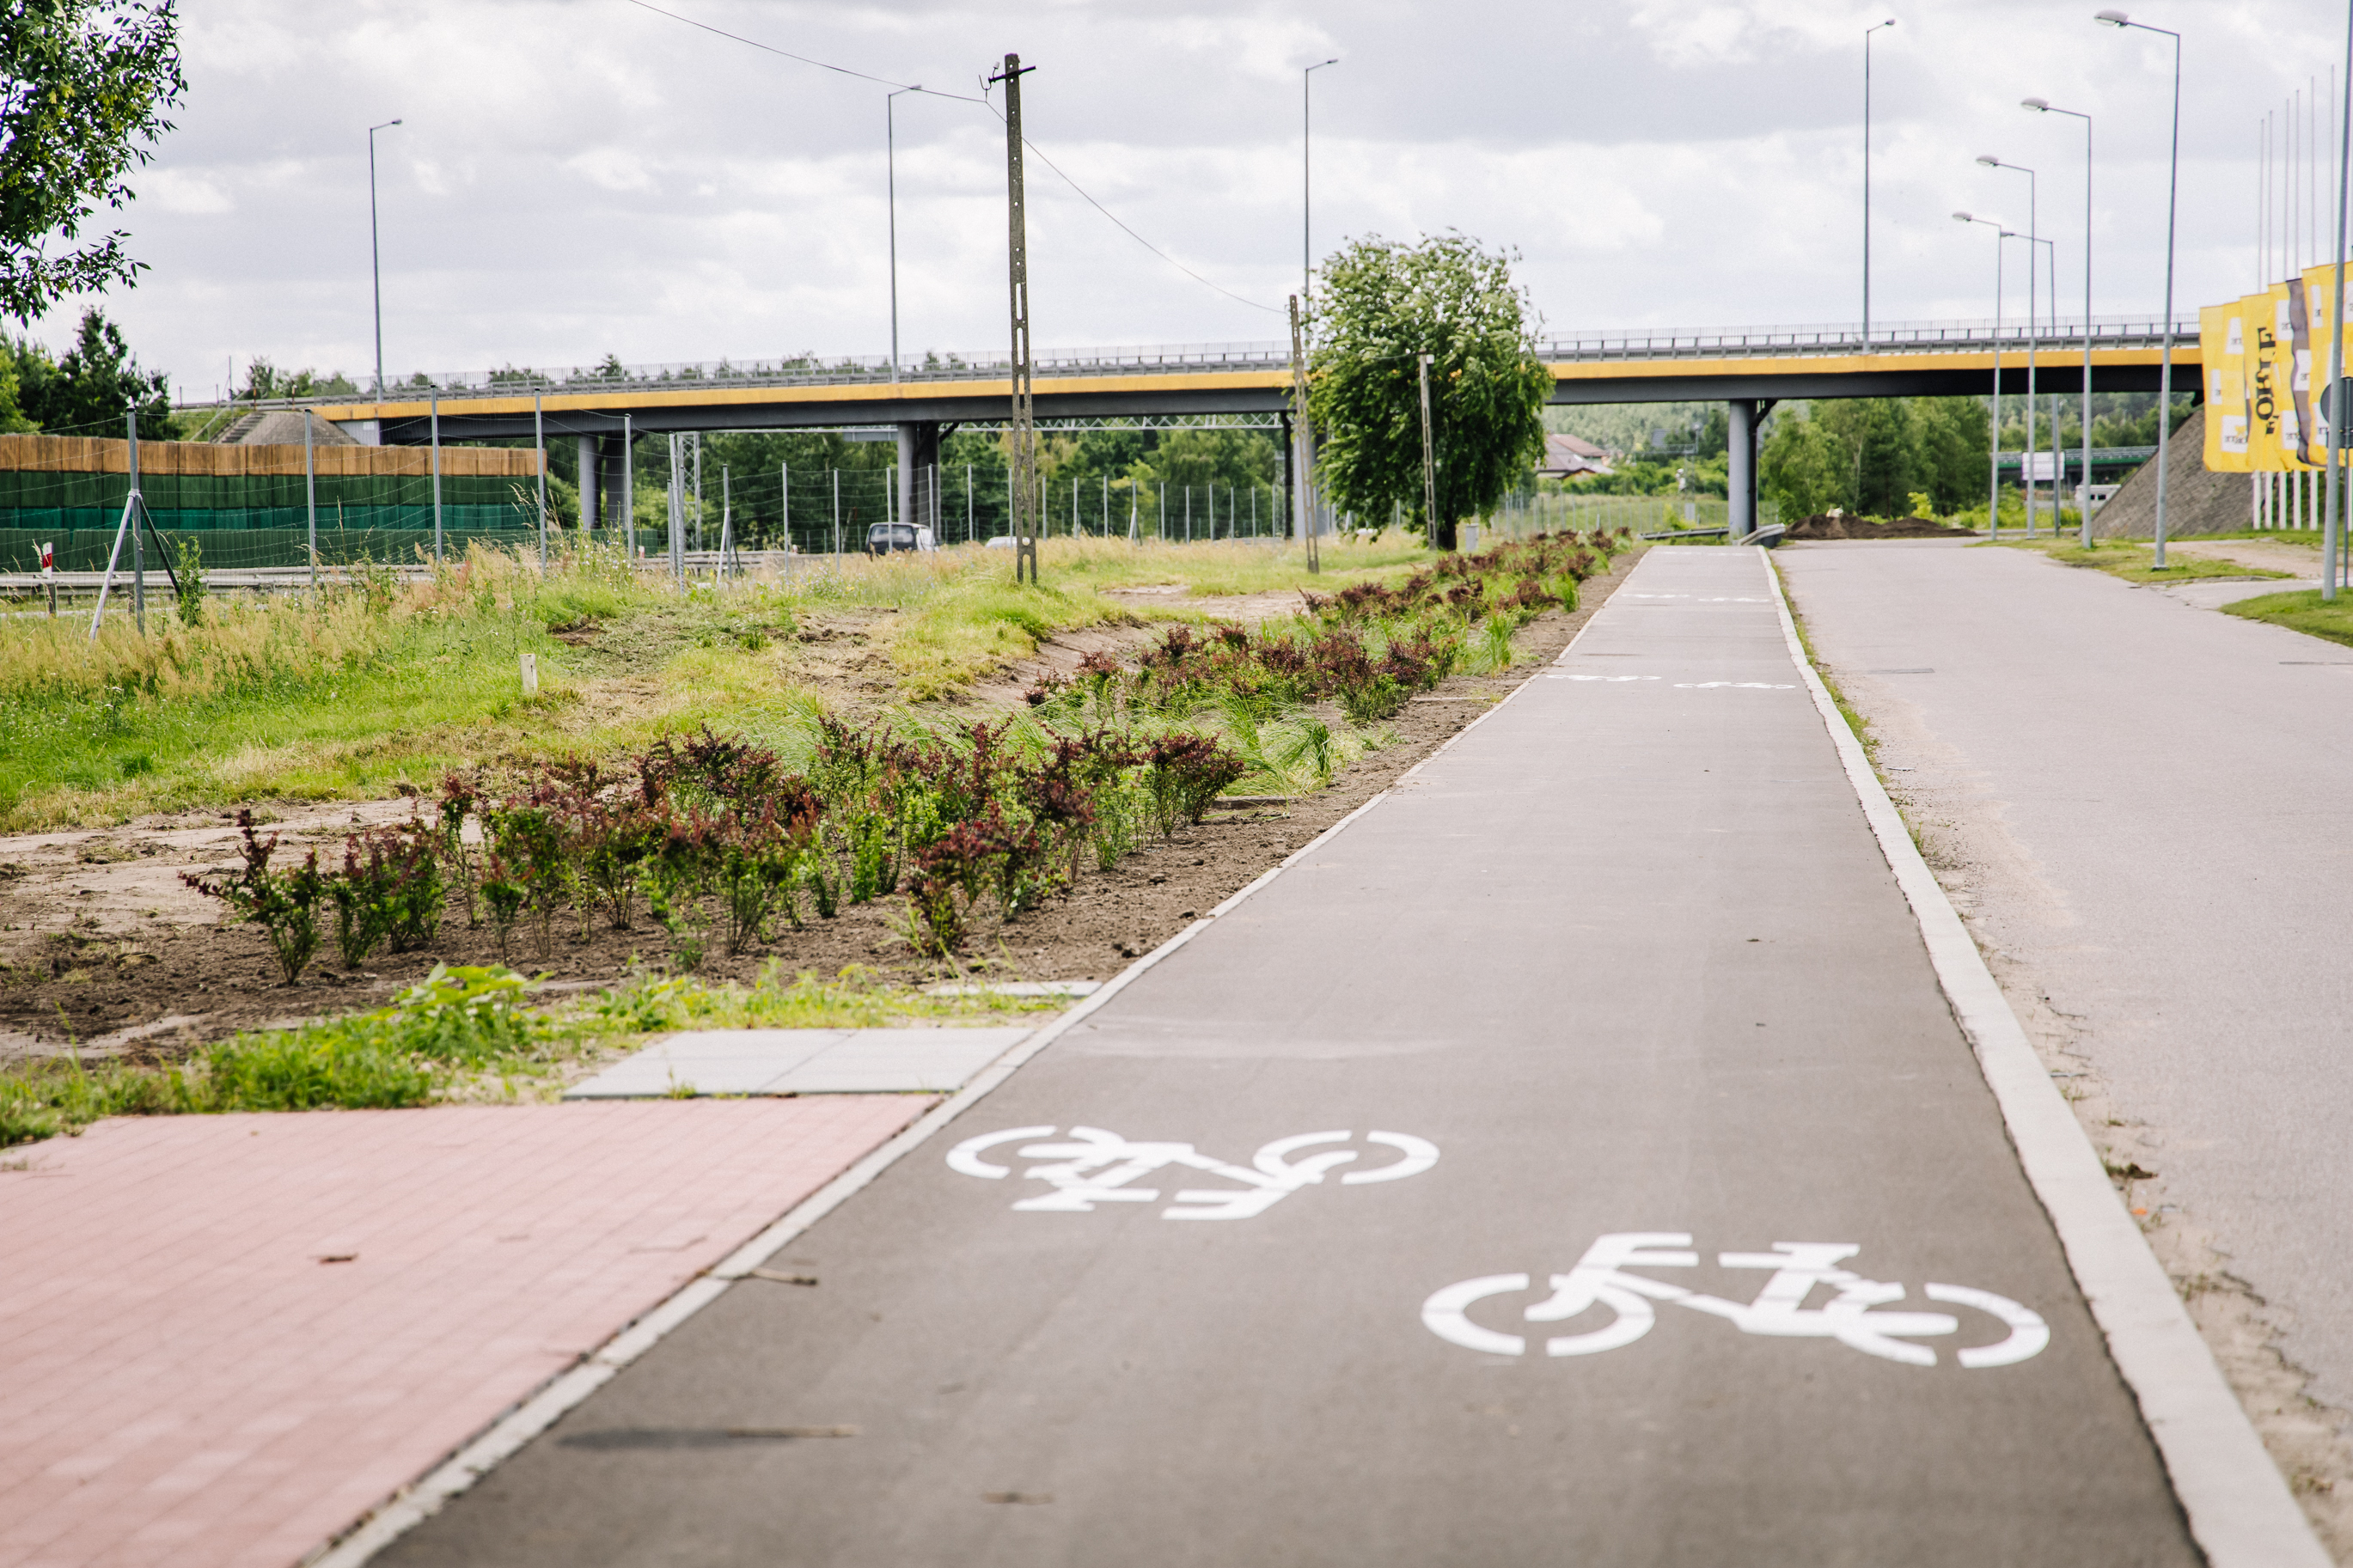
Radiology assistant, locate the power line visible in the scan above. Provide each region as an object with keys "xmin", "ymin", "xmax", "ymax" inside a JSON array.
[
  {"xmin": 621, "ymin": 0, "xmax": 922, "ymax": 91},
  {"xmin": 976, "ymin": 86, "xmax": 1281, "ymax": 314},
  {"xmin": 626, "ymin": 0, "xmax": 1281, "ymax": 316}
]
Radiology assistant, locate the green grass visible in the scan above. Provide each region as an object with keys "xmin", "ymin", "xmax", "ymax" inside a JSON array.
[
  {"xmin": 0, "ymin": 961, "xmax": 1063, "ymax": 1147},
  {"xmin": 0, "ymin": 537, "xmax": 1452, "ymax": 827},
  {"xmin": 2166, "ymin": 528, "xmax": 2325, "ymax": 546},
  {"xmin": 1774, "ymin": 567, "xmax": 1873, "ymax": 761},
  {"xmin": 880, "ymin": 536, "xmax": 1436, "ymax": 699},
  {"xmin": 2221, "ymin": 589, "xmax": 2353, "ymax": 650},
  {"xmin": 1983, "ymin": 538, "xmax": 2296, "ymax": 584},
  {"xmin": 0, "ymin": 546, "xmax": 813, "ymax": 828}
]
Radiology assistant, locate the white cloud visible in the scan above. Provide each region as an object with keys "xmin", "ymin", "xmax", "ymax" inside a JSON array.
[
  {"xmin": 142, "ymin": 169, "xmax": 235, "ymax": 216},
  {"xmin": 32, "ymin": 0, "xmax": 2348, "ymax": 394}
]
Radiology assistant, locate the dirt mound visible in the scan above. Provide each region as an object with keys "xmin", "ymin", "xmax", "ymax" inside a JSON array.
[{"xmin": 1783, "ymin": 514, "xmax": 1977, "ymax": 540}]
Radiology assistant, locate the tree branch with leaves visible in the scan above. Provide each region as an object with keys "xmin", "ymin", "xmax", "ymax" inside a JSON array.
[
  {"xmin": 0, "ymin": 0, "xmax": 185, "ymax": 323},
  {"xmin": 1305, "ymin": 233, "xmax": 1550, "ymax": 552}
]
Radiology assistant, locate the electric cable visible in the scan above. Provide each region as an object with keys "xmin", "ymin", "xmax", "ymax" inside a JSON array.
[{"xmin": 626, "ymin": 0, "xmax": 1281, "ymax": 315}]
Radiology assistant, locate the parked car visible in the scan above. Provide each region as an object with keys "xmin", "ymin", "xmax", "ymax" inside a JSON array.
[{"xmin": 866, "ymin": 522, "xmax": 935, "ymax": 554}]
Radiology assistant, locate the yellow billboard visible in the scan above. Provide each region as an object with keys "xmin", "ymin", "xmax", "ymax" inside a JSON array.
[
  {"xmin": 2201, "ymin": 302, "xmax": 2249, "ymax": 471},
  {"xmin": 2297, "ymin": 263, "xmax": 2353, "ymax": 462},
  {"xmin": 2243, "ymin": 284, "xmax": 2309, "ymax": 472}
]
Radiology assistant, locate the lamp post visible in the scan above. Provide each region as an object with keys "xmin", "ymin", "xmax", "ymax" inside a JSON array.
[
  {"xmin": 887, "ymin": 85, "xmax": 923, "ymax": 385},
  {"xmin": 368, "ymin": 119, "xmax": 402, "ymax": 399},
  {"xmin": 1956, "ymin": 211, "xmax": 2015, "ymax": 535},
  {"xmin": 2025, "ymin": 97, "xmax": 2097, "ymax": 546},
  {"xmin": 2021, "ymin": 235, "xmax": 2058, "ymax": 533},
  {"xmin": 2327, "ymin": 2, "xmax": 2353, "ymax": 600},
  {"xmin": 1304, "ymin": 58, "xmax": 1339, "ymax": 319},
  {"xmin": 1863, "ymin": 19, "xmax": 1896, "ymax": 346},
  {"xmin": 1979, "ymin": 156, "xmax": 2039, "ymax": 530},
  {"xmin": 2097, "ymin": 9, "xmax": 2182, "ymax": 568}
]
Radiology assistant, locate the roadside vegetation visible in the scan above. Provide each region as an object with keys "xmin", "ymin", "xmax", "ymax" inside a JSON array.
[
  {"xmin": 2, "ymin": 529, "xmax": 1626, "ymax": 1145},
  {"xmin": 0, "ymin": 962, "xmax": 1060, "ymax": 1148},
  {"xmin": 162, "ymin": 531, "xmax": 1618, "ymax": 976},
  {"xmin": 0, "ymin": 535, "xmax": 1437, "ymax": 829},
  {"xmin": 2222, "ymin": 589, "xmax": 2353, "ymax": 648},
  {"xmin": 1984, "ymin": 537, "xmax": 2295, "ymax": 584}
]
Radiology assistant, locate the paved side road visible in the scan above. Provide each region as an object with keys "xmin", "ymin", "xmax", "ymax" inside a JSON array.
[
  {"xmin": 1779, "ymin": 539, "xmax": 2353, "ymax": 1526},
  {"xmin": 380, "ymin": 547, "xmax": 2197, "ymax": 1566}
]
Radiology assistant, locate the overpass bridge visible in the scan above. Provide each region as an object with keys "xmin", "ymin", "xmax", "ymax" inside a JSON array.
[{"xmin": 296, "ymin": 316, "xmax": 2197, "ymax": 537}]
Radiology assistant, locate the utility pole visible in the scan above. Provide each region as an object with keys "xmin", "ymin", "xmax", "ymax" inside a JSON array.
[
  {"xmin": 993, "ymin": 52, "xmax": 1039, "ymax": 585},
  {"xmin": 1288, "ymin": 295, "xmax": 1319, "ymax": 573},
  {"xmin": 1418, "ymin": 352, "xmax": 1439, "ymax": 550}
]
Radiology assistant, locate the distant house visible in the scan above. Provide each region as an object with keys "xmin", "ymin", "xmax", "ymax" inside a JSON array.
[{"xmin": 1536, "ymin": 432, "xmax": 1612, "ymax": 479}]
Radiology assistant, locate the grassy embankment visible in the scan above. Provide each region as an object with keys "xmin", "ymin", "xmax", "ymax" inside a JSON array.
[
  {"xmin": 2222, "ymin": 590, "xmax": 2353, "ymax": 648},
  {"xmin": 0, "ymin": 964, "xmax": 1061, "ymax": 1148},
  {"xmin": 0, "ymin": 536, "xmax": 1431, "ymax": 830},
  {"xmin": 1983, "ymin": 537, "xmax": 2297, "ymax": 584}
]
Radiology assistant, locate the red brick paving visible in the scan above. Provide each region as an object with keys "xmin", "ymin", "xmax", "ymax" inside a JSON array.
[{"xmin": 0, "ymin": 1098, "xmax": 929, "ymax": 1568}]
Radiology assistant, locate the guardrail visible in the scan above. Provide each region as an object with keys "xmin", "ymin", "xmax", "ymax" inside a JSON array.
[{"xmin": 175, "ymin": 315, "xmax": 2203, "ymax": 418}]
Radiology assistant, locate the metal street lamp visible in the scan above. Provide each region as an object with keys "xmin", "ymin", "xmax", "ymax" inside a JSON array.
[
  {"xmin": 1979, "ymin": 156, "xmax": 2041, "ymax": 531},
  {"xmin": 2096, "ymin": 9, "xmax": 2182, "ymax": 568},
  {"xmin": 2020, "ymin": 233, "xmax": 2059, "ymax": 535},
  {"xmin": 887, "ymin": 85, "xmax": 924, "ymax": 385},
  {"xmin": 1956, "ymin": 210, "xmax": 2016, "ymax": 536},
  {"xmin": 1863, "ymin": 19, "xmax": 1896, "ymax": 346},
  {"xmin": 2326, "ymin": 3, "xmax": 2353, "ymax": 601},
  {"xmin": 1304, "ymin": 58, "xmax": 1339, "ymax": 320},
  {"xmin": 2025, "ymin": 97, "xmax": 2097, "ymax": 546},
  {"xmin": 368, "ymin": 119, "xmax": 402, "ymax": 399}
]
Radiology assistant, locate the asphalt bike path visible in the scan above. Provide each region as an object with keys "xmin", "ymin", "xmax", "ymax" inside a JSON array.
[{"xmin": 380, "ymin": 546, "xmax": 2196, "ymax": 1566}]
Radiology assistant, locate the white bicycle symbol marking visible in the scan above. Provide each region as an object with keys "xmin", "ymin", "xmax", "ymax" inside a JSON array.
[
  {"xmin": 947, "ymin": 1126, "xmax": 1439, "ymax": 1221},
  {"xmin": 1423, "ymin": 1233, "xmax": 2049, "ymax": 1370}
]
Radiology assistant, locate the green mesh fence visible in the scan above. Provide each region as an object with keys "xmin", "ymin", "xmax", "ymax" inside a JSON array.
[
  {"xmin": 2, "ymin": 520, "xmax": 540, "ymax": 574},
  {"xmin": 2, "ymin": 460, "xmax": 543, "ymax": 573}
]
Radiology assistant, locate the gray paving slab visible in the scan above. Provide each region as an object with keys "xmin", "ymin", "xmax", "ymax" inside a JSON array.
[
  {"xmin": 385, "ymin": 547, "xmax": 2194, "ymax": 1566},
  {"xmin": 1776, "ymin": 540, "xmax": 2353, "ymax": 1413},
  {"xmin": 565, "ymin": 1028, "xmax": 1034, "ymax": 1099}
]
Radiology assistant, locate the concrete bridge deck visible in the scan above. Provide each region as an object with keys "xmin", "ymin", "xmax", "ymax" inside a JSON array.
[{"xmin": 290, "ymin": 317, "xmax": 2198, "ymax": 444}]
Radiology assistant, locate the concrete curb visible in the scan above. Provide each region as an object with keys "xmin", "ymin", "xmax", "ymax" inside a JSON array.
[
  {"xmin": 308, "ymin": 547, "xmax": 1646, "ymax": 1568},
  {"xmin": 1763, "ymin": 548, "xmax": 2329, "ymax": 1568}
]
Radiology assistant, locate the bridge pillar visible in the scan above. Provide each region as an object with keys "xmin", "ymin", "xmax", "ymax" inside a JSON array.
[
  {"xmin": 1727, "ymin": 401, "xmax": 1756, "ymax": 539},
  {"xmin": 577, "ymin": 436, "xmax": 598, "ymax": 532},
  {"xmin": 897, "ymin": 422, "xmax": 941, "ymax": 534}
]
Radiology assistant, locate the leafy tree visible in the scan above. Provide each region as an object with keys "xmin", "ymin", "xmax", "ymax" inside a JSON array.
[
  {"xmin": 0, "ymin": 0, "xmax": 185, "ymax": 321},
  {"xmin": 1759, "ymin": 398, "xmax": 1974, "ymax": 520},
  {"xmin": 1910, "ymin": 398, "xmax": 1989, "ymax": 515},
  {"xmin": 235, "ymin": 357, "xmax": 357, "ymax": 401},
  {"xmin": 1757, "ymin": 406, "xmax": 1844, "ymax": 521},
  {"xmin": 15, "ymin": 308, "xmax": 172, "ymax": 433},
  {"xmin": 1307, "ymin": 232, "xmax": 1550, "ymax": 551},
  {"xmin": 0, "ymin": 338, "xmax": 38, "ymax": 432}
]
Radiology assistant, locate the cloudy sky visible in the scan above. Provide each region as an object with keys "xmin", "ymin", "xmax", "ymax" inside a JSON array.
[{"xmin": 35, "ymin": 0, "xmax": 2347, "ymax": 400}]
